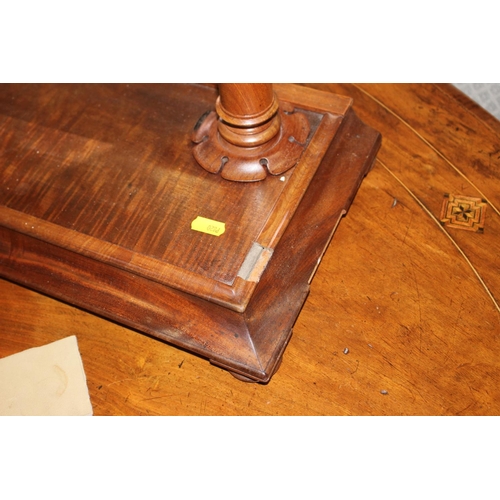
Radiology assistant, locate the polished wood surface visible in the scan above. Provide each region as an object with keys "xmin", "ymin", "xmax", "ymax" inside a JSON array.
[
  {"xmin": 2, "ymin": 83, "xmax": 499, "ymax": 414},
  {"xmin": 0, "ymin": 84, "xmax": 380, "ymax": 382},
  {"xmin": 0, "ymin": 84, "xmax": 345, "ymax": 311}
]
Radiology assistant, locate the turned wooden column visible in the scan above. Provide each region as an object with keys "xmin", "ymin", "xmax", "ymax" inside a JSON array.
[
  {"xmin": 216, "ymin": 84, "xmax": 281, "ymax": 147},
  {"xmin": 192, "ymin": 83, "xmax": 310, "ymax": 182}
]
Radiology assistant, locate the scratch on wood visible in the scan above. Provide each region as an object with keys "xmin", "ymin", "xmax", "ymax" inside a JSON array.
[
  {"xmin": 402, "ymin": 212, "xmax": 413, "ymax": 245},
  {"xmin": 452, "ymin": 297, "xmax": 465, "ymax": 336},
  {"xmin": 353, "ymin": 84, "xmax": 500, "ymax": 218},
  {"xmin": 350, "ymin": 360, "xmax": 359, "ymax": 375},
  {"xmin": 105, "ymin": 377, "xmax": 135, "ymax": 388},
  {"xmin": 140, "ymin": 395, "xmax": 171, "ymax": 402},
  {"xmin": 408, "ymin": 257, "xmax": 423, "ymax": 352},
  {"xmin": 455, "ymin": 400, "xmax": 476, "ymax": 415},
  {"xmin": 378, "ymin": 158, "xmax": 500, "ymax": 316}
]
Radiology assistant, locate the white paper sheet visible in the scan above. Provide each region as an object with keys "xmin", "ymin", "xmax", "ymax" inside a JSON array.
[{"xmin": 0, "ymin": 336, "xmax": 93, "ymax": 416}]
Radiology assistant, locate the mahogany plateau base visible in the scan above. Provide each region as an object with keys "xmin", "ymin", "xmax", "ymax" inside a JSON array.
[{"xmin": 0, "ymin": 84, "xmax": 381, "ymax": 382}]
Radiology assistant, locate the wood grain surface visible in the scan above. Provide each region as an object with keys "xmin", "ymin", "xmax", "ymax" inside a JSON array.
[{"xmin": 1, "ymin": 83, "xmax": 499, "ymax": 415}]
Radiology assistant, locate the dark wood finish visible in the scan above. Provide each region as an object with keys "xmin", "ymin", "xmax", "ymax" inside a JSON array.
[
  {"xmin": 3, "ymin": 84, "xmax": 498, "ymax": 414},
  {"xmin": 0, "ymin": 83, "xmax": 379, "ymax": 382}
]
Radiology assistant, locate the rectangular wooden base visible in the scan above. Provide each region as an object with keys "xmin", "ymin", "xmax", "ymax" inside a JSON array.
[{"xmin": 0, "ymin": 84, "xmax": 380, "ymax": 382}]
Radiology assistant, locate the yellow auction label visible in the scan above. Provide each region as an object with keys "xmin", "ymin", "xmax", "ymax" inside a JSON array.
[{"xmin": 191, "ymin": 216, "xmax": 225, "ymax": 236}]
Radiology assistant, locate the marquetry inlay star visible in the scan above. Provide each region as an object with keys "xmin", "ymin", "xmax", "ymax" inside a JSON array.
[{"xmin": 440, "ymin": 194, "xmax": 487, "ymax": 232}]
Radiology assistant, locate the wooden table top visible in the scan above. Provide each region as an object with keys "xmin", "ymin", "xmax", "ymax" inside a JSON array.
[{"xmin": 2, "ymin": 83, "xmax": 499, "ymax": 416}]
